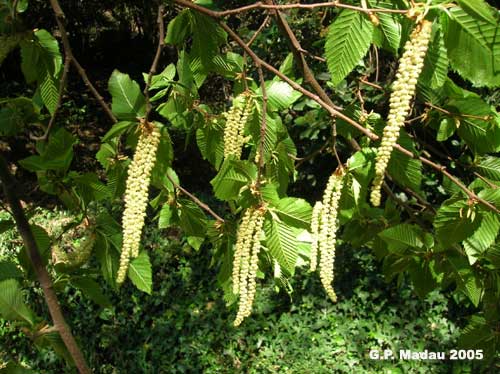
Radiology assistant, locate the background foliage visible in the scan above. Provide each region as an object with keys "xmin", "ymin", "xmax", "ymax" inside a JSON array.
[{"xmin": 1, "ymin": 0, "xmax": 500, "ymax": 372}]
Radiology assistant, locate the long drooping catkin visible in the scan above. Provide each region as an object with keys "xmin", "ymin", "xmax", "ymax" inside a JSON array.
[
  {"xmin": 117, "ymin": 123, "xmax": 160, "ymax": 284},
  {"xmin": 370, "ymin": 20, "xmax": 432, "ymax": 206},
  {"xmin": 310, "ymin": 169, "xmax": 345, "ymax": 302},
  {"xmin": 232, "ymin": 206, "xmax": 266, "ymax": 326},
  {"xmin": 223, "ymin": 93, "xmax": 253, "ymax": 159}
]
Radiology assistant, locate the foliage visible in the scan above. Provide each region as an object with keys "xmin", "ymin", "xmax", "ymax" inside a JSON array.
[{"xmin": 1, "ymin": 0, "xmax": 500, "ymax": 371}]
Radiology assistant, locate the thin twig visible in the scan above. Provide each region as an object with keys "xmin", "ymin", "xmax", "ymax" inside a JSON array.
[
  {"xmin": 178, "ymin": 0, "xmax": 409, "ymax": 18},
  {"xmin": 48, "ymin": 0, "xmax": 117, "ymax": 124},
  {"xmin": 166, "ymin": 174, "xmax": 225, "ymax": 223},
  {"xmin": 175, "ymin": 0, "xmax": 500, "ymax": 215},
  {"xmin": 0, "ymin": 156, "xmax": 91, "ymax": 374},
  {"xmin": 144, "ymin": 4, "xmax": 165, "ymax": 122},
  {"xmin": 247, "ymin": 15, "xmax": 270, "ymax": 47}
]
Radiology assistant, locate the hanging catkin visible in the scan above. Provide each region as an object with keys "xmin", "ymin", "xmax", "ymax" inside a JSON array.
[
  {"xmin": 370, "ymin": 20, "xmax": 432, "ymax": 206},
  {"xmin": 223, "ymin": 92, "xmax": 253, "ymax": 159},
  {"xmin": 310, "ymin": 169, "xmax": 345, "ymax": 302},
  {"xmin": 117, "ymin": 122, "xmax": 160, "ymax": 284},
  {"xmin": 232, "ymin": 205, "xmax": 266, "ymax": 326}
]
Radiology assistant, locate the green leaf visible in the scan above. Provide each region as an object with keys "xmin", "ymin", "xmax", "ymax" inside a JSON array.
[
  {"xmin": 264, "ymin": 215, "xmax": 301, "ymax": 275},
  {"xmin": 273, "ymin": 198, "xmax": 312, "ymax": 230},
  {"xmin": 71, "ymin": 277, "xmax": 112, "ymax": 308},
  {"xmin": 210, "ymin": 159, "xmax": 257, "ymax": 201},
  {"xmin": 0, "ymin": 97, "xmax": 38, "ymax": 136},
  {"xmin": 263, "ymin": 80, "xmax": 302, "ymax": 111},
  {"xmin": 0, "ymin": 261, "xmax": 23, "ymax": 281},
  {"xmin": 39, "ymin": 72, "xmax": 59, "ymax": 115},
  {"xmin": 409, "ymin": 259, "xmax": 437, "ymax": 299},
  {"xmin": 475, "ymin": 156, "xmax": 500, "ymax": 180},
  {"xmin": 196, "ymin": 120, "xmax": 225, "ymax": 169},
  {"xmin": 108, "ymin": 70, "xmax": 146, "ymax": 120},
  {"xmin": 463, "ymin": 211, "xmax": 500, "ymax": 259},
  {"xmin": 102, "ymin": 121, "xmax": 136, "ymax": 142},
  {"xmin": 128, "ymin": 251, "xmax": 152, "ymax": 294},
  {"xmin": 178, "ymin": 198, "xmax": 207, "ymax": 237},
  {"xmin": 448, "ymin": 255, "xmax": 483, "ymax": 306},
  {"xmin": 419, "ymin": 24, "xmax": 448, "ymax": 89},
  {"xmin": 434, "ymin": 196, "xmax": 482, "ymax": 245},
  {"xmin": 94, "ymin": 233, "xmax": 119, "ymax": 287},
  {"xmin": 444, "ymin": 7, "xmax": 500, "ymax": 87},
  {"xmin": 458, "ymin": 316, "xmax": 495, "ymax": 357},
  {"xmin": 378, "ymin": 224, "xmax": 424, "ymax": 252},
  {"xmin": 325, "ymin": 10, "xmax": 374, "ymax": 85},
  {"xmin": 165, "ymin": 9, "xmax": 191, "ymax": 46},
  {"xmin": 457, "ymin": 0, "xmax": 498, "ymax": 25},
  {"xmin": 158, "ymin": 204, "xmax": 173, "ymax": 229},
  {"xmin": 447, "ymin": 98, "xmax": 500, "ymax": 154},
  {"xmin": 0, "ymin": 279, "xmax": 35, "ymax": 325},
  {"xmin": 0, "ymin": 362, "xmax": 36, "ymax": 373},
  {"xmin": 190, "ymin": 11, "xmax": 227, "ymax": 71},
  {"xmin": 436, "ymin": 117, "xmax": 456, "ymax": 141}
]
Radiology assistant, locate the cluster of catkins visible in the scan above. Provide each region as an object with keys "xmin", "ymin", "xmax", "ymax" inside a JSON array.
[
  {"xmin": 53, "ymin": 224, "xmax": 96, "ymax": 268},
  {"xmin": 310, "ymin": 169, "xmax": 345, "ymax": 302},
  {"xmin": 117, "ymin": 123, "xmax": 161, "ymax": 284},
  {"xmin": 232, "ymin": 206, "xmax": 266, "ymax": 326},
  {"xmin": 223, "ymin": 93, "xmax": 253, "ymax": 159},
  {"xmin": 370, "ymin": 20, "xmax": 432, "ymax": 206}
]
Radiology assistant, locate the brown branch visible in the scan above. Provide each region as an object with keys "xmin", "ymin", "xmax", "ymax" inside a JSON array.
[
  {"xmin": 179, "ymin": 0, "xmax": 409, "ymax": 17},
  {"xmin": 144, "ymin": 4, "xmax": 166, "ymax": 122},
  {"xmin": 48, "ymin": 0, "xmax": 117, "ymax": 124},
  {"xmin": 0, "ymin": 156, "xmax": 91, "ymax": 374},
  {"xmin": 166, "ymin": 174, "xmax": 225, "ymax": 223},
  {"xmin": 30, "ymin": 56, "xmax": 71, "ymax": 141},
  {"xmin": 174, "ymin": 0, "xmax": 500, "ymax": 215},
  {"xmin": 246, "ymin": 15, "xmax": 270, "ymax": 47}
]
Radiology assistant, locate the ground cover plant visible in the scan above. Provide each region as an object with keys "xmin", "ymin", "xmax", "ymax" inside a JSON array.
[{"xmin": 1, "ymin": 0, "xmax": 500, "ymax": 372}]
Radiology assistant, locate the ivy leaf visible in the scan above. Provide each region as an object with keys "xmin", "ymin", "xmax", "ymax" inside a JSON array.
[
  {"xmin": 325, "ymin": 10, "xmax": 374, "ymax": 85},
  {"xmin": 0, "ymin": 279, "xmax": 35, "ymax": 325},
  {"xmin": 444, "ymin": 7, "xmax": 500, "ymax": 87},
  {"xmin": 128, "ymin": 251, "xmax": 152, "ymax": 294},
  {"xmin": 108, "ymin": 70, "xmax": 146, "ymax": 120}
]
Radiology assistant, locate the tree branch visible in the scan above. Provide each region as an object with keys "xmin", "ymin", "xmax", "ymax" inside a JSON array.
[
  {"xmin": 174, "ymin": 0, "xmax": 500, "ymax": 215},
  {"xmin": 47, "ymin": 0, "xmax": 117, "ymax": 124},
  {"xmin": 167, "ymin": 174, "xmax": 225, "ymax": 223},
  {"xmin": 0, "ymin": 156, "xmax": 91, "ymax": 374},
  {"xmin": 144, "ymin": 4, "xmax": 165, "ymax": 122}
]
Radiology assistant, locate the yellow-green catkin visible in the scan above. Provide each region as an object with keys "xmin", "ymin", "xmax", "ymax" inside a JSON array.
[
  {"xmin": 53, "ymin": 223, "xmax": 96, "ymax": 268},
  {"xmin": 312, "ymin": 169, "xmax": 345, "ymax": 303},
  {"xmin": 370, "ymin": 20, "xmax": 432, "ymax": 206},
  {"xmin": 117, "ymin": 123, "xmax": 161, "ymax": 284},
  {"xmin": 233, "ymin": 206, "xmax": 266, "ymax": 327},
  {"xmin": 310, "ymin": 201, "xmax": 323, "ymax": 272},
  {"xmin": 223, "ymin": 93, "xmax": 253, "ymax": 159}
]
